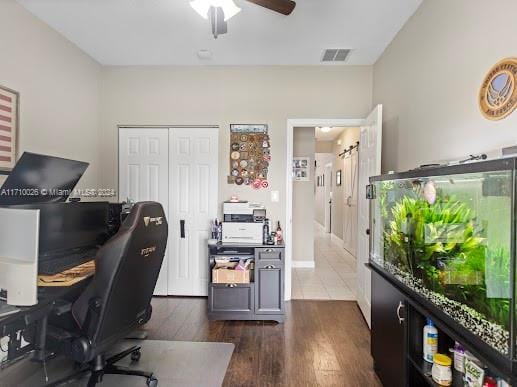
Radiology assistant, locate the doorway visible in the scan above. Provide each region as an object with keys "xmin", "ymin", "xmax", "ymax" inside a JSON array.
[
  {"xmin": 286, "ymin": 106, "xmax": 382, "ymax": 325},
  {"xmin": 292, "ymin": 126, "xmax": 361, "ymax": 301},
  {"xmin": 118, "ymin": 126, "xmax": 219, "ymax": 296}
]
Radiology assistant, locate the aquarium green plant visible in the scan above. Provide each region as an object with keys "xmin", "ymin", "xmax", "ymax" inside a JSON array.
[
  {"xmin": 383, "ymin": 190, "xmax": 510, "ymax": 328},
  {"xmin": 385, "ymin": 195, "xmax": 484, "ymax": 283},
  {"xmin": 378, "ymin": 180, "xmax": 395, "ymax": 220}
]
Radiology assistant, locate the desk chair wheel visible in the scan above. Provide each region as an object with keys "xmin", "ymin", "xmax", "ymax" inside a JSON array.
[
  {"xmin": 146, "ymin": 375, "xmax": 158, "ymax": 387},
  {"xmin": 130, "ymin": 349, "xmax": 141, "ymax": 362},
  {"xmin": 142, "ymin": 305, "xmax": 153, "ymax": 325}
]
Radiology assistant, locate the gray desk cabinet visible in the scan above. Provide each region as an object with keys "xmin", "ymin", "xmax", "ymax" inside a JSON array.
[
  {"xmin": 255, "ymin": 248, "xmax": 284, "ymax": 315},
  {"xmin": 208, "ymin": 244, "xmax": 284, "ymax": 323},
  {"xmin": 209, "ymin": 283, "xmax": 254, "ymax": 313}
]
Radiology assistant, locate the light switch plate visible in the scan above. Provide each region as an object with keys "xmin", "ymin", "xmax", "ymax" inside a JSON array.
[{"xmin": 271, "ymin": 190, "xmax": 280, "ymax": 202}]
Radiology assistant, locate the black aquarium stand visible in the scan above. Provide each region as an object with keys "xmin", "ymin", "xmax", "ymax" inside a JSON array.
[{"xmin": 370, "ymin": 265, "xmax": 515, "ymax": 387}]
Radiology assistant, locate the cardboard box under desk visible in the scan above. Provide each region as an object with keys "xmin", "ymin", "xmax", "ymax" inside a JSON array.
[{"xmin": 212, "ymin": 268, "xmax": 250, "ymax": 284}]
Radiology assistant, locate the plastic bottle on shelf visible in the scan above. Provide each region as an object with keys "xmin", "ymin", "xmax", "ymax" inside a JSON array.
[
  {"xmin": 432, "ymin": 354, "xmax": 452, "ymax": 386},
  {"xmin": 450, "ymin": 341, "xmax": 465, "ymax": 373},
  {"xmin": 275, "ymin": 221, "xmax": 283, "ymax": 244},
  {"xmin": 423, "ymin": 318, "xmax": 438, "ymax": 363}
]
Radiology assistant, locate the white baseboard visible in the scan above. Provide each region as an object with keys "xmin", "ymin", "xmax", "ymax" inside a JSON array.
[{"xmin": 292, "ymin": 260, "xmax": 316, "ymax": 268}]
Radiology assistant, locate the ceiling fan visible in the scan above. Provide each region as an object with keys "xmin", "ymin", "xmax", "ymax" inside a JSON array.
[{"xmin": 190, "ymin": 0, "xmax": 296, "ymax": 38}]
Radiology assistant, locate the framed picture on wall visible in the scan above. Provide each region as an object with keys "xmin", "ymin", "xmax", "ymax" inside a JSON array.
[
  {"xmin": 293, "ymin": 157, "xmax": 310, "ymax": 182},
  {"xmin": 0, "ymin": 85, "xmax": 19, "ymax": 173},
  {"xmin": 336, "ymin": 170, "xmax": 342, "ymax": 186}
]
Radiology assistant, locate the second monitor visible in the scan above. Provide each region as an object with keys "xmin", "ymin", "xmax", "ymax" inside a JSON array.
[{"xmin": 12, "ymin": 202, "xmax": 109, "ymax": 275}]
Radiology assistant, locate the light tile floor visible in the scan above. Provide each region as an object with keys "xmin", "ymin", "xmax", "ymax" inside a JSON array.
[{"xmin": 292, "ymin": 223, "xmax": 357, "ymax": 300}]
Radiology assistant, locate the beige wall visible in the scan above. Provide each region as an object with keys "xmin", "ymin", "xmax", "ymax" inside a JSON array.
[
  {"xmin": 0, "ymin": 0, "xmax": 102, "ymax": 189},
  {"xmin": 100, "ymin": 66, "xmax": 373, "ymax": 227},
  {"xmin": 374, "ymin": 0, "xmax": 517, "ymax": 173},
  {"xmin": 315, "ymin": 140, "xmax": 333, "ymax": 153},
  {"xmin": 293, "ymin": 127, "xmax": 315, "ymax": 263}
]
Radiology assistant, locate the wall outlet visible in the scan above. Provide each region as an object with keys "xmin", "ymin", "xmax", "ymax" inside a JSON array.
[{"xmin": 271, "ymin": 190, "xmax": 280, "ymax": 202}]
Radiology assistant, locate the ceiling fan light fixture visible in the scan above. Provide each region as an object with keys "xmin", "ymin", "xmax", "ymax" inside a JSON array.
[{"xmin": 190, "ymin": 0, "xmax": 241, "ymax": 21}]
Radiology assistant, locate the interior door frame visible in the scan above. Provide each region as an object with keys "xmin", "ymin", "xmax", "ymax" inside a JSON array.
[{"xmin": 285, "ymin": 119, "xmax": 365, "ymax": 301}]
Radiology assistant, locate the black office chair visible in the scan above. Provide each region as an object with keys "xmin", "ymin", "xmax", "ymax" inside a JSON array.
[{"xmin": 47, "ymin": 201, "xmax": 168, "ymax": 387}]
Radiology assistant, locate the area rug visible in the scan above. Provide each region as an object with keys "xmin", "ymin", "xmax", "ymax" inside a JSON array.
[{"xmin": 0, "ymin": 340, "xmax": 234, "ymax": 387}]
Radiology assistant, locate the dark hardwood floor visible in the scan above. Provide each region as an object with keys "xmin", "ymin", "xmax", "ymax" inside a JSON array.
[{"xmin": 143, "ymin": 297, "xmax": 382, "ymax": 387}]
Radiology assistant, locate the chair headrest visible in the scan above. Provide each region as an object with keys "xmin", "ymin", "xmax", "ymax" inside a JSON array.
[{"xmin": 121, "ymin": 202, "xmax": 167, "ymax": 231}]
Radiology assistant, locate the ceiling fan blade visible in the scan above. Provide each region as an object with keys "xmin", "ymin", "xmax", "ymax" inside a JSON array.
[{"xmin": 245, "ymin": 0, "xmax": 296, "ymax": 15}]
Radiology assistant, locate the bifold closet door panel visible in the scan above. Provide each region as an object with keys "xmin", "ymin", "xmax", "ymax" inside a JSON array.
[
  {"xmin": 168, "ymin": 127, "xmax": 218, "ymax": 296},
  {"xmin": 118, "ymin": 128, "xmax": 170, "ymax": 296}
]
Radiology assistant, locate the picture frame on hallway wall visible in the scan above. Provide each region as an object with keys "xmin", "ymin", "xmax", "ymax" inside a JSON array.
[
  {"xmin": 0, "ymin": 85, "xmax": 19, "ymax": 173},
  {"xmin": 293, "ymin": 157, "xmax": 311, "ymax": 182}
]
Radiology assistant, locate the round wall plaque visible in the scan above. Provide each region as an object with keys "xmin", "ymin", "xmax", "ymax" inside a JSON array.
[{"xmin": 479, "ymin": 58, "xmax": 517, "ymax": 121}]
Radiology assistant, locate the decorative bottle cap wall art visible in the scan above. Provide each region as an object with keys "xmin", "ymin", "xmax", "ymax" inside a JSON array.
[{"xmin": 228, "ymin": 124, "xmax": 270, "ymax": 189}]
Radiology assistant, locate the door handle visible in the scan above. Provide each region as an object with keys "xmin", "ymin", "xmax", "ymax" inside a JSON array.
[
  {"xmin": 396, "ymin": 301, "xmax": 405, "ymax": 324},
  {"xmin": 180, "ymin": 220, "xmax": 185, "ymax": 238},
  {"xmin": 265, "ymin": 249, "xmax": 274, "ymax": 253}
]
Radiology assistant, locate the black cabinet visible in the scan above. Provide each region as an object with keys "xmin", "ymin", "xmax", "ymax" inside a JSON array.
[{"xmin": 371, "ymin": 270, "xmax": 407, "ymax": 387}]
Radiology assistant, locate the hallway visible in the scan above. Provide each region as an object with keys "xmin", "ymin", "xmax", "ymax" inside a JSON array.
[{"xmin": 292, "ymin": 223, "xmax": 357, "ymax": 300}]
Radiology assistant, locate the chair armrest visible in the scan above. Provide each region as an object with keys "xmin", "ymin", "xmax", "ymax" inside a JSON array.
[{"xmin": 52, "ymin": 299, "xmax": 73, "ymax": 316}]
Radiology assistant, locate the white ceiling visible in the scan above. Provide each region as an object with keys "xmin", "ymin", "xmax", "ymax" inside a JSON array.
[
  {"xmin": 17, "ymin": 0, "xmax": 422, "ymax": 66},
  {"xmin": 315, "ymin": 126, "xmax": 347, "ymax": 141}
]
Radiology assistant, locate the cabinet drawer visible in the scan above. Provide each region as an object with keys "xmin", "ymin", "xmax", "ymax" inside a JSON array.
[
  {"xmin": 255, "ymin": 266, "xmax": 283, "ymax": 314},
  {"xmin": 209, "ymin": 284, "xmax": 254, "ymax": 313},
  {"xmin": 255, "ymin": 247, "xmax": 283, "ymax": 262}
]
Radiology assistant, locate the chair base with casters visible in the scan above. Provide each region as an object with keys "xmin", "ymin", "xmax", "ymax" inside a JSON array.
[{"xmin": 46, "ymin": 345, "xmax": 158, "ymax": 387}]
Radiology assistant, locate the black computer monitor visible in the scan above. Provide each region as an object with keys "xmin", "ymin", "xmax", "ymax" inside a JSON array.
[
  {"xmin": 0, "ymin": 152, "xmax": 89, "ymax": 205},
  {"xmin": 12, "ymin": 202, "xmax": 109, "ymax": 256}
]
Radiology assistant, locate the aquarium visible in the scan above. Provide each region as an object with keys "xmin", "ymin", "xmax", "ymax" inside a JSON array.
[{"xmin": 369, "ymin": 159, "xmax": 516, "ymax": 357}]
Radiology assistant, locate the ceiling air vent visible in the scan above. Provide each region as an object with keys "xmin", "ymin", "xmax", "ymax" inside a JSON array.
[{"xmin": 322, "ymin": 49, "xmax": 351, "ymax": 62}]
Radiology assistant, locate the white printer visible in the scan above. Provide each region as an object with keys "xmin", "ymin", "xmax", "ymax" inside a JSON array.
[{"xmin": 222, "ymin": 201, "xmax": 265, "ymax": 244}]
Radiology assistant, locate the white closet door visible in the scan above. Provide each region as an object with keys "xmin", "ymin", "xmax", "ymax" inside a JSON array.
[
  {"xmin": 169, "ymin": 127, "xmax": 218, "ymax": 296},
  {"xmin": 118, "ymin": 128, "xmax": 169, "ymax": 296}
]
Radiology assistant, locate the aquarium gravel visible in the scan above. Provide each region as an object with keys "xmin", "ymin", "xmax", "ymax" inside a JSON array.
[{"xmin": 381, "ymin": 262, "xmax": 509, "ymax": 355}]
